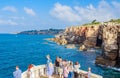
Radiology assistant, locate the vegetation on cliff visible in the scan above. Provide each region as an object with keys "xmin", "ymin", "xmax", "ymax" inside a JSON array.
[
  {"xmin": 83, "ymin": 19, "xmax": 100, "ymax": 26},
  {"xmin": 109, "ymin": 19, "xmax": 120, "ymax": 23}
]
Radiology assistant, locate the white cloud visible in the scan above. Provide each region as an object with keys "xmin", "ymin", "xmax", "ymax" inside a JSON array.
[
  {"xmin": 112, "ymin": 1, "xmax": 120, "ymax": 16},
  {"xmin": 9, "ymin": 16, "xmax": 25, "ymax": 20},
  {"xmin": 74, "ymin": 0, "xmax": 115, "ymax": 21},
  {"xmin": 50, "ymin": 1, "xmax": 120, "ymax": 23},
  {"xmin": 0, "ymin": 19, "xmax": 18, "ymax": 26},
  {"xmin": 2, "ymin": 6, "xmax": 17, "ymax": 12},
  {"xmin": 24, "ymin": 7, "xmax": 36, "ymax": 16},
  {"xmin": 50, "ymin": 3, "xmax": 81, "ymax": 22}
]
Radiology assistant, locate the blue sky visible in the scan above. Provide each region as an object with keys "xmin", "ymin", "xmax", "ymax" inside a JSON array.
[{"xmin": 0, "ymin": 0, "xmax": 120, "ymax": 33}]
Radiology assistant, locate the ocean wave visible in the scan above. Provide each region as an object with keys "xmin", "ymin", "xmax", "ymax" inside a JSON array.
[{"xmin": 97, "ymin": 64, "xmax": 120, "ymax": 72}]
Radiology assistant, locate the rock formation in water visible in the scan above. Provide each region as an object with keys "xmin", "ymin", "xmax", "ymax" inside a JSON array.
[
  {"xmin": 48, "ymin": 19, "xmax": 120, "ymax": 67},
  {"xmin": 95, "ymin": 23, "xmax": 120, "ymax": 67}
]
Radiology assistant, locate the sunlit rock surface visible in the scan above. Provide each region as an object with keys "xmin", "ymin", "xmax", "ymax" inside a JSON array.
[{"xmin": 48, "ymin": 21, "xmax": 120, "ymax": 67}]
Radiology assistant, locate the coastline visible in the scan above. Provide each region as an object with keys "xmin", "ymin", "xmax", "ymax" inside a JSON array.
[{"xmin": 46, "ymin": 20, "xmax": 120, "ymax": 68}]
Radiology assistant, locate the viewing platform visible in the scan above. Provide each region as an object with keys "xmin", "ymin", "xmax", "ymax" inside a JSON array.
[{"xmin": 22, "ymin": 65, "xmax": 103, "ymax": 78}]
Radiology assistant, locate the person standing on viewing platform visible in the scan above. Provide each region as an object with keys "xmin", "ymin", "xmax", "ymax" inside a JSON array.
[
  {"xmin": 74, "ymin": 62, "xmax": 80, "ymax": 78},
  {"xmin": 58, "ymin": 57, "xmax": 64, "ymax": 78},
  {"xmin": 47, "ymin": 62, "xmax": 54, "ymax": 78},
  {"xmin": 46, "ymin": 55, "xmax": 52, "ymax": 65},
  {"xmin": 85, "ymin": 67, "xmax": 91, "ymax": 78},
  {"xmin": 13, "ymin": 66, "xmax": 22, "ymax": 78},
  {"xmin": 68, "ymin": 62, "xmax": 74, "ymax": 78},
  {"xmin": 27, "ymin": 64, "xmax": 34, "ymax": 78},
  {"xmin": 54, "ymin": 56, "xmax": 60, "ymax": 75},
  {"xmin": 46, "ymin": 55, "xmax": 53, "ymax": 78},
  {"xmin": 63, "ymin": 62, "xmax": 69, "ymax": 78}
]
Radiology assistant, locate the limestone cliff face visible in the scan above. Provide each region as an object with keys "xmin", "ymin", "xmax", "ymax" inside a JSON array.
[
  {"xmin": 54, "ymin": 25, "xmax": 100, "ymax": 49},
  {"xmin": 48, "ymin": 22, "xmax": 120, "ymax": 67},
  {"xmin": 96, "ymin": 23, "xmax": 120, "ymax": 67}
]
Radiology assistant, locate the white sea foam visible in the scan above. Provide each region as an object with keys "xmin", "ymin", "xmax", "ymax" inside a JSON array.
[{"xmin": 97, "ymin": 64, "xmax": 120, "ymax": 72}]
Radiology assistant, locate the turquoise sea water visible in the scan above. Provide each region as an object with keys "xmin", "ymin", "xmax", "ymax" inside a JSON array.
[{"xmin": 0, "ymin": 34, "xmax": 120, "ymax": 78}]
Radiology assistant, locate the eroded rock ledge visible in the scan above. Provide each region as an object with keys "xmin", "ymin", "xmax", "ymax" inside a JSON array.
[{"xmin": 47, "ymin": 22, "xmax": 120, "ymax": 67}]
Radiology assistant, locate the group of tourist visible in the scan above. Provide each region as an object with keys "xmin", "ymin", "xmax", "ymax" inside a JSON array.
[
  {"xmin": 13, "ymin": 55, "xmax": 91, "ymax": 78},
  {"xmin": 46, "ymin": 55, "xmax": 91, "ymax": 78}
]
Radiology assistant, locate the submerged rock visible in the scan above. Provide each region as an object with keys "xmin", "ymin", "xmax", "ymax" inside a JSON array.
[
  {"xmin": 95, "ymin": 56, "xmax": 116, "ymax": 66},
  {"xmin": 79, "ymin": 45, "xmax": 87, "ymax": 51},
  {"xmin": 47, "ymin": 37, "xmax": 67, "ymax": 45},
  {"xmin": 65, "ymin": 44, "xmax": 76, "ymax": 49}
]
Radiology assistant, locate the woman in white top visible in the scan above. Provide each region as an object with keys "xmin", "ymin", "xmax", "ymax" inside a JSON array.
[
  {"xmin": 74, "ymin": 62, "xmax": 80, "ymax": 78},
  {"xmin": 85, "ymin": 67, "xmax": 91, "ymax": 78}
]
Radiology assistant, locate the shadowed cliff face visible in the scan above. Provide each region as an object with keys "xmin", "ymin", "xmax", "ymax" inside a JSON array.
[
  {"xmin": 48, "ymin": 23, "xmax": 120, "ymax": 67},
  {"xmin": 116, "ymin": 32, "xmax": 120, "ymax": 67}
]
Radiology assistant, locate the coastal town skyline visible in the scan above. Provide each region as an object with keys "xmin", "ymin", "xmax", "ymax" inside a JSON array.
[{"xmin": 0, "ymin": 0, "xmax": 120, "ymax": 33}]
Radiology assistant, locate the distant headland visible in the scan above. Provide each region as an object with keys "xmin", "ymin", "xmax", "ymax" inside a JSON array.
[{"xmin": 17, "ymin": 29, "xmax": 64, "ymax": 35}]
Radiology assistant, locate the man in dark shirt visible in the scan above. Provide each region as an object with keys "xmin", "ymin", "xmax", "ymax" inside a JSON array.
[{"xmin": 54, "ymin": 56, "xmax": 60, "ymax": 75}]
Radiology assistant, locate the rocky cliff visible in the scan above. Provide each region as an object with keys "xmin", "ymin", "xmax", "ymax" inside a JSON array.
[
  {"xmin": 95, "ymin": 23, "xmax": 120, "ymax": 67},
  {"xmin": 48, "ymin": 20, "xmax": 120, "ymax": 67},
  {"xmin": 49, "ymin": 24, "xmax": 100, "ymax": 49}
]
